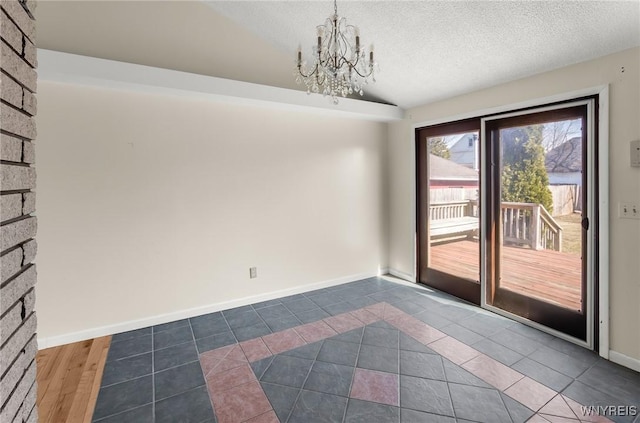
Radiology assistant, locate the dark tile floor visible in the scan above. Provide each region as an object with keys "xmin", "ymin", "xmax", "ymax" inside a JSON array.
[{"xmin": 92, "ymin": 277, "xmax": 640, "ymax": 423}]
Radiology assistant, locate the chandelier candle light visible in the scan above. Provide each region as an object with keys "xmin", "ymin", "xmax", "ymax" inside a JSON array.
[{"xmin": 295, "ymin": 0, "xmax": 378, "ymax": 104}]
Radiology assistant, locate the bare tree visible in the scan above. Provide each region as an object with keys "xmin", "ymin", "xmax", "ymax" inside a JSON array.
[
  {"xmin": 542, "ymin": 119, "xmax": 582, "ymax": 173},
  {"xmin": 542, "ymin": 119, "xmax": 581, "ymax": 152}
]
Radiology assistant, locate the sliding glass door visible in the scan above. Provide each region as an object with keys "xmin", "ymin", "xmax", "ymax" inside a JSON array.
[
  {"xmin": 483, "ymin": 102, "xmax": 593, "ymax": 342},
  {"xmin": 417, "ymin": 99, "xmax": 597, "ymax": 344}
]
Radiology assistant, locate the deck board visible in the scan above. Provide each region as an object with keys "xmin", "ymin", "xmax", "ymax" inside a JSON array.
[{"xmin": 429, "ymin": 240, "xmax": 582, "ymax": 311}]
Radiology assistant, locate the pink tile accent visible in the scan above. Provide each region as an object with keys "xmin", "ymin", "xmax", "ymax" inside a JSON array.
[
  {"xmin": 538, "ymin": 414, "xmax": 580, "ymax": 422},
  {"xmin": 209, "ymin": 358, "xmax": 246, "ymax": 376},
  {"xmin": 200, "ymin": 354, "xmax": 222, "ymax": 377},
  {"xmin": 382, "ymin": 303, "xmax": 405, "ymax": 320},
  {"xmin": 225, "ymin": 345, "xmax": 248, "ymax": 362},
  {"xmin": 207, "ymin": 363, "xmax": 257, "ymax": 394},
  {"xmin": 364, "ymin": 303, "xmax": 386, "ymax": 318},
  {"xmin": 245, "ymin": 410, "xmax": 279, "ymax": 423},
  {"xmin": 349, "ymin": 368, "xmax": 399, "ymax": 406},
  {"xmin": 199, "ymin": 300, "xmax": 621, "ymax": 423},
  {"xmin": 504, "ymin": 377, "xmax": 557, "ymax": 411},
  {"xmin": 561, "ymin": 395, "xmax": 614, "ymax": 423},
  {"xmin": 385, "ymin": 313, "xmax": 418, "ymax": 329},
  {"xmin": 200, "ymin": 344, "xmax": 246, "ymax": 376},
  {"xmin": 201, "ymin": 344, "xmax": 236, "ymax": 361},
  {"xmin": 240, "ymin": 338, "xmax": 272, "ymax": 363},
  {"xmin": 294, "ymin": 320, "xmax": 338, "ymax": 343},
  {"xmin": 349, "ymin": 308, "xmax": 380, "ymax": 325},
  {"xmin": 429, "ymin": 336, "xmax": 481, "ymax": 365},
  {"xmin": 262, "ymin": 328, "xmax": 306, "ymax": 354},
  {"xmin": 323, "ymin": 312, "xmax": 365, "ymax": 333},
  {"xmin": 462, "ymin": 354, "xmax": 524, "ymax": 391},
  {"xmin": 540, "ymin": 395, "xmax": 580, "ymax": 419},
  {"xmin": 212, "ymin": 381, "xmax": 273, "ymax": 423},
  {"xmin": 387, "ymin": 315, "xmax": 446, "ymax": 345}
]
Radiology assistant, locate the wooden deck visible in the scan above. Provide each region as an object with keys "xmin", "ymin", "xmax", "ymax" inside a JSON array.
[{"xmin": 429, "ymin": 240, "xmax": 582, "ymax": 311}]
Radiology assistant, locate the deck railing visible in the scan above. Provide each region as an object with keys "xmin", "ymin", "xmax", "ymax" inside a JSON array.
[
  {"xmin": 429, "ymin": 200, "xmax": 562, "ymax": 251},
  {"xmin": 501, "ymin": 202, "xmax": 562, "ymax": 251},
  {"xmin": 428, "ymin": 200, "xmax": 476, "ymax": 220}
]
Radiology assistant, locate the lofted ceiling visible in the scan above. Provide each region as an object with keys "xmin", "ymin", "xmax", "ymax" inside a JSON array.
[{"xmin": 37, "ymin": 1, "xmax": 640, "ymax": 109}]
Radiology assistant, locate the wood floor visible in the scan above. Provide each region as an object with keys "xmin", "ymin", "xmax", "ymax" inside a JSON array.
[
  {"xmin": 429, "ymin": 239, "xmax": 582, "ymax": 311},
  {"xmin": 36, "ymin": 336, "xmax": 111, "ymax": 423}
]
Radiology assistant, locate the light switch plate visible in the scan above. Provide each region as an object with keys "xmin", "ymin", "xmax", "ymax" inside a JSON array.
[{"xmin": 619, "ymin": 202, "xmax": 640, "ymax": 219}]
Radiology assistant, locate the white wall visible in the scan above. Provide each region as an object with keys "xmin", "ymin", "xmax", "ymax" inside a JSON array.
[
  {"xmin": 36, "ymin": 82, "xmax": 388, "ymax": 344},
  {"xmin": 388, "ymin": 47, "xmax": 640, "ymax": 363}
]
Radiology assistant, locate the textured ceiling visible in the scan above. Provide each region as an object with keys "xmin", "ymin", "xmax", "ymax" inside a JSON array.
[
  {"xmin": 37, "ymin": 1, "xmax": 640, "ymax": 109},
  {"xmin": 205, "ymin": 1, "xmax": 640, "ymax": 108}
]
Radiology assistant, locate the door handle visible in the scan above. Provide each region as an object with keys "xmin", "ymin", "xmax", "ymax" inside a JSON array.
[{"xmin": 581, "ymin": 217, "xmax": 589, "ymax": 230}]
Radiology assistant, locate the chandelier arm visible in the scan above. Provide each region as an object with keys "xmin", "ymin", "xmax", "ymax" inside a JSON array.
[
  {"xmin": 350, "ymin": 66, "xmax": 373, "ymax": 78},
  {"xmin": 296, "ymin": 63, "xmax": 320, "ymax": 79}
]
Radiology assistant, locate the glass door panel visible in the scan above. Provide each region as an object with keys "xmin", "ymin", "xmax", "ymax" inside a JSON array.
[
  {"xmin": 416, "ymin": 119, "xmax": 481, "ymax": 305},
  {"xmin": 484, "ymin": 105, "xmax": 590, "ymax": 341},
  {"xmin": 427, "ymin": 133, "xmax": 480, "ymax": 282}
]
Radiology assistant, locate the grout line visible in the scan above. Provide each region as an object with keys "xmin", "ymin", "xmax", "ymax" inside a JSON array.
[
  {"xmin": 153, "ymin": 338, "xmax": 196, "ymax": 353},
  {"xmin": 152, "ymin": 320, "xmax": 191, "ymax": 334},
  {"xmin": 396, "ymin": 322, "xmax": 401, "ymax": 410},
  {"xmin": 342, "ymin": 326, "xmax": 365, "ymax": 422},
  {"xmin": 218, "ymin": 309, "xmax": 241, "ymax": 345},
  {"xmin": 283, "ymin": 347, "xmax": 320, "ymax": 422},
  {"xmin": 110, "ymin": 328, "xmax": 152, "ymax": 343},
  {"xmin": 105, "ymin": 348, "xmax": 152, "ymax": 364},
  {"xmin": 100, "ymin": 355, "xmax": 204, "ymax": 389},
  {"xmin": 154, "ymin": 358, "xmax": 202, "ymax": 376},
  {"xmin": 92, "ymin": 401, "xmax": 154, "ymax": 422},
  {"xmin": 100, "ymin": 370, "xmax": 154, "ymax": 389},
  {"xmin": 189, "ymin": 317, "xmax": 219, "ymax": 421},
  {"xmin": 496, "ymin": 389, "xmax": 517, "ymax": 423},
  {"xmin": 444, "ymin": 371, "xmax": 458, "ymax": 421},
  {"xmin": 150, "ymin": 327, "xmax": 156, "ymax": 422}
]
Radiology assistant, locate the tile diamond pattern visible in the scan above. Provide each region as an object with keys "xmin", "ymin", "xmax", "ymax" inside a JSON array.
[
  {"xmin": 350, "ymin": 368, "xmax": 399, "ymax": 406},
  {"xmin": 92, "ymin": 278, "xmax": 634, "ymax": 423}
]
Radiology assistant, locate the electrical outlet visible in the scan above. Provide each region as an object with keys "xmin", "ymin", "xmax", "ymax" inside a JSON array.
[
  {"xmin": 249, "ymin": 267, "xmax": 257, "ymax": 278},
  {"xmin": 619, "ymin": 202, "xmax": 640, "ymax": 219}
]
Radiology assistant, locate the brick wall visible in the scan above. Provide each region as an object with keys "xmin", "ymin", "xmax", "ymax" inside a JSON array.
[{"xmin": 0, "ymin": 1, "xmax": 38, "ymax": 422}]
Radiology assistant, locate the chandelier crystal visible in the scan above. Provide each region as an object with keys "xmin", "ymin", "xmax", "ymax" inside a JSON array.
[{"xmin": 294, "ymin": 0, "xmax": 378, "ymax": 104}]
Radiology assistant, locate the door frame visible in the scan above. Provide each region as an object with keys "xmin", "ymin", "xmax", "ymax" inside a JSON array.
[
  {"xmin": 480, "ymin": 99, "xmax": 595, "ymax": 348},
  {"xmin": 411, "ymin": 85, "xmax": 610, "ymax": 356}
]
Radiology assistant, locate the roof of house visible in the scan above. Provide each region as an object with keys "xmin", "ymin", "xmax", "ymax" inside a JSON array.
[
  {"xmin": 545, "ymin": 137, "xmax": 582, "ymax": 173},
  {"xmin": 444, "ymin": 133, "xmax": 467, "ymax": 149},
  {"xmin": 430, "ymin": 154, "xmax": 479, "ymax": 181}
]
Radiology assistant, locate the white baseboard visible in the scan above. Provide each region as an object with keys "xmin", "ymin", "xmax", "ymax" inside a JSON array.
[
  {"xmin": 387, "ymin": 268, "xmax": 416, "ymax": 283},
  {"xmin": 609, "ymin": 350, "xmax": 640, "ymax": 372},
  {"xmin": 37, "ymin": 270, "xmax": 383, "ymax": 349}
]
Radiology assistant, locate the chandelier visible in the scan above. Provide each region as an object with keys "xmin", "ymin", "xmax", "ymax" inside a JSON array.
[{"xmin": 295, "ymin": 0, "xmax": 378, "ymax": 104}]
